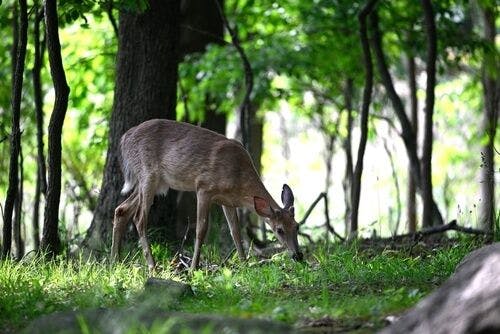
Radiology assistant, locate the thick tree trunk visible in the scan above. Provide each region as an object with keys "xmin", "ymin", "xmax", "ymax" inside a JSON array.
[
  {"xmin": 350, "ymin": 0, "xmax": 378, "ymax": 240},
  {"xmin": 343, "ymin": 79, "xmax": 354, "ymax": 236},
  {"xmin": 420, "ymin": 0, "xmax": 437, "ymax": 228},
  {"xmin": 370, "ymin": 11, "xmax": 444, "ymax": 227},
  {"xmin": 179, "ymin": 0, "xmax": 224, "ymax": 56},
  {"xmin": 478, "ymin": 5, "xmax": 498, "ymax": 232},
  {"xmin": 84, "ymin": 0, "xmax": 181, "ymax": 251},
  {"xmin": 2, "ymin": 0, "xmax": 27, "ymax": 259},
  {"xmin": 32, "ymin": 3, "xmax": 45, "ymax": 252},
  {"xmin": 407, "ymin": 53, "xmax": 418, "ymax": 233},
  {"xmin": 41, "ymin": 0, "xmax": 70, "ymax": 256}
]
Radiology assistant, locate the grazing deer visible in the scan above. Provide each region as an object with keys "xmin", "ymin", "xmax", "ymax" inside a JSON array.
[{"xmin": 111, "ymin": 119, "xmax": 303, "ymax": 271}]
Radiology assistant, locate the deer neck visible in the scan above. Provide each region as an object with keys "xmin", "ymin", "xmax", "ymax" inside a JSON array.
[{"xmin": 241, "ymin": 180, "xmax": 280, "ymax": 212}]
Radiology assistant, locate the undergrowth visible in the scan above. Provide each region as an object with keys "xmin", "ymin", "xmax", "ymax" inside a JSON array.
[{"xmin": 0, "ymin": 239, "xmax": 482, "ymax": 332}]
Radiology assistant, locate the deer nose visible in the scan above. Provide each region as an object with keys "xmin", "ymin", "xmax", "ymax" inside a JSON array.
[{"xmin": 292, "ymin": 251, "xmax": 304, "ymax": 262}]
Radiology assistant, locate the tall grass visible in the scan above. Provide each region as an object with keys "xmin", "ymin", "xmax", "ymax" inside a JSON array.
[
  {"xmin": 0, "ymin": 255, "xmax": 145, "ymax": 331},
  {"xmin": 0, "ymin": 239, "xmax": 481, "ymax": 332}
]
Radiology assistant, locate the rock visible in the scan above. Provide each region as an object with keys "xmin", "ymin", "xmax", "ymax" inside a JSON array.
[
  {"xmin": 379, "ymin": 243, "xmax": 500, "ymax": 334},
  {"xmin": 136, "ymin": 278, "xmax": 194, "ymax": 309},
  {"xmin": 22, "ymin": 308, "xmax": 294, "ymax": 334},
  {"xmin": 144, "ymin": 277, "xmax": 193, "ymax": 297}
]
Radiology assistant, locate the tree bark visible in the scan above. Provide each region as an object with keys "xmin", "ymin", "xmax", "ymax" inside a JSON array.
[
  {"xmin": 478, "ymin": 5, "xmax": 498, "ymax": 232},
  {"xmin": 32, "ymin": 3, "xmax": 45, "ymax": 252},
  {"xmin": 343, "ymin": 78, "xmax": 354, "ymax": 236},
  {"xmin": 84, "ymin": 0, "xmax": 181, "ymax": 251},
  {"xmin": 370, "ymin": 10, "xmax": 444, "ymax": 227},
  {"xmin": 350, "ymin": 0, "xmax": 378, "ymax": 240},
  {"xmin": 13, "ymin": 145, "xmax": 24, "ymax": 260},
  {"xmin": 179, "ymin": 0, "xmax": 224, "ymax": 56},
  {"xmin": 406, "ymin": 52, "xmax": 418, "ymax": 233},
  {"xmin": 2, "ymin": 0, "xmax": 27, "ymax": 259},
  {"xmin": 420, "ymin": 0, "xmax": 437, "ymax": 228},
  {"xmin": 41, "ymin": 0, "xmax": 70, "ymax": 256}
]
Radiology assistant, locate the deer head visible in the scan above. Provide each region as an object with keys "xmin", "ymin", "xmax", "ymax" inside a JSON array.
[{"xmin": 254, "ymin": 184, "xmax": 303, "ymax": 261}]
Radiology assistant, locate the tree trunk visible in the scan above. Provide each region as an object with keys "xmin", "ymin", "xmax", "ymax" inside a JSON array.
[
  {"xmin": 32, "ymin": 3, "xmax": 45, "ymax": 252},
  {"xmin": 215, "ymin": 0, "xmax": 253, "ymax": 151},
  {"xmin": 406, "ymin": 52, "xmax": 418, "ymax": 233},
  {"xmin": 40, "ymin": 0, "xmax": 70, "ymax": 256},
  {"xmin": 370, "ymin": 11, "xmax": 444, "ymax": 227},
  {"xmin": 478, "ymin": 5, "xmax": 498, "ymax": 232},
  {"xmin": 33, "ymin": 174, "xmax": 41, "ymax": 251},
  {"xmin": 343, "ymin": 78, "xmax": 354, "ymax": 236},
  {"xmin": 13, "ymin": 145, "xmax": 24, "ymax": 259},
  {"xmin": 350, "ymin": 0, "xmax": 378, "ymax": 240},
  {"xmin": 2, "ymin": 0, "xmax": 27, "ymax": 259},
  {"xmin": 84, "ymin": 0, "xmax": 181, "ymax": 251},
  {"xmin": 420, "ymin": 0, "xmax": 437, "ymax": 228},
  {"xmin": 179, "ymin": 0, "xmax": 224, "ymax": 56}
]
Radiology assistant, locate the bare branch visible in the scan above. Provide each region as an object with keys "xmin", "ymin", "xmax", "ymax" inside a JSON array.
[{"xmin": 213, "ymin": 0, "xmax": 253, "ymax": 150}]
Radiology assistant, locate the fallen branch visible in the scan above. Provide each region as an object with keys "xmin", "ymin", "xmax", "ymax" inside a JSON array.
[
  {"xmin": 394, "ymin": 220, "xmax": 493, "ymax": 240},
  {"xmin": 420, "ymin": 220, "xmax": 492, "ymax": 236}
]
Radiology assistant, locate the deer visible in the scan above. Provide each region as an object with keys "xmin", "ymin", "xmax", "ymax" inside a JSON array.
[{"xmin": 111, "ymin": 119, "xmax": 303, "ymax": 272}]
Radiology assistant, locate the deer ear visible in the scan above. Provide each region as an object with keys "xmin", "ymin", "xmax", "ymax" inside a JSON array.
[
  {"xmin": 281, "ymin": 184, "xmax": 294, "ymax": 210},
  {"xmin": 254, "ymin": 196, "xmax": 274, "ymax": 218}
]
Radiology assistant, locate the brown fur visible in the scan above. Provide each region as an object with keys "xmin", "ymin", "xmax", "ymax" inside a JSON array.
[{"xmin": 111, "ymin": 119, "xmax": 302, "ymax": 271}]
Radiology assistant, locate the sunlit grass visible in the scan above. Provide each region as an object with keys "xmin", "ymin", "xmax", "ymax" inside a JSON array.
[
  {"xmin": 176, "ymin": 241, "xmax": 476, "ymax": 326},
  {"xmin": 0, "ymin": 254, "xmax": 145, "ymax": 331},
  {"xmin": 0, "ymin": 240, "xmax": 481, "ymax": 332}
]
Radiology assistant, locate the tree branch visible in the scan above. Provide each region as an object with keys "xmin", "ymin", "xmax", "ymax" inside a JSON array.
[
  {"xmin": 350, "ymin": 0, "xmax": 378, "ymax": 239},
  {"xmin": 213, "ymin": 0, "xmax": 253, "ymax": 150},
  {"xmin": 299, "ymin": 192, "xmax": 344, "ymax": 242},
  {"xmin": 105, "ymin": 0, "xmax": 118, "ymax": 38}
]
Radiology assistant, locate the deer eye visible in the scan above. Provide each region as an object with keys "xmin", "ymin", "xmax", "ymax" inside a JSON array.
[{"xmin": 277, "ymin": 227, "xmax": 284, "ymax": 235}]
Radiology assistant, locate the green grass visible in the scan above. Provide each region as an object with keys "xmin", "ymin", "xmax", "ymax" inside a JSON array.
[{"xmin": 0, "ymin": 240, "xmax": 481, "ymax": 332}]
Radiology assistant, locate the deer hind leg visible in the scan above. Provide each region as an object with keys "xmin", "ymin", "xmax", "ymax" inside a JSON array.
[
  {"xmin": 111, "ymin": 189, "xmax": 139, "ymax": 262},
  {"xmin": 222, "ymin": 205, "xmax": 245, "ymax": 261},
  {"xmin": 133, "ymin": 175, "xmax": 160, "ymax": 273},
  {"xmin": 191, "ymin": 190, "xmax": 211, "ymax": 271}
]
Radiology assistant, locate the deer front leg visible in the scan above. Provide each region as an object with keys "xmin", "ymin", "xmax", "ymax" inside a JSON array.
[
  {"xmin": 222, "ymin": 205, "xmax": 245, "ymax": 261},
  {"xmin": 191, "ymin": 191, "xmax": 211, "ymax": 271}
]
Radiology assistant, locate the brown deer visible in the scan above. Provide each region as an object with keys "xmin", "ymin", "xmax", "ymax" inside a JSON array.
[{"xmin": 111, "ymin": 119, "xmax": 303, "ymax": 271}]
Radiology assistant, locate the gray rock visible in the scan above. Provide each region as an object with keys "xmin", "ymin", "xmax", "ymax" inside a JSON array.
[
  {"xmin": 379, "ymin": 243, "xmax": 500, "ymax": 334},
  {"xmin": 144, "ymin": 277, "xmax": 193, "ymax": 297},
  {"xmin": 22, "ymin": 308, "xmax": 294, "ymax": 334}
]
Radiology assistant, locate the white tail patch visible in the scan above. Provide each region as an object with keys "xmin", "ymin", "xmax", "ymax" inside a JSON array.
[{"xmin": 121, "ymin": 181, "xmax": 134, "ymax": 195}]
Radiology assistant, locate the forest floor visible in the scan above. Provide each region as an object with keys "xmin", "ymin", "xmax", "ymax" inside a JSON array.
[{"xmin": 0, "ymin": 236, "xmax": 488, "ymax": 333}]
